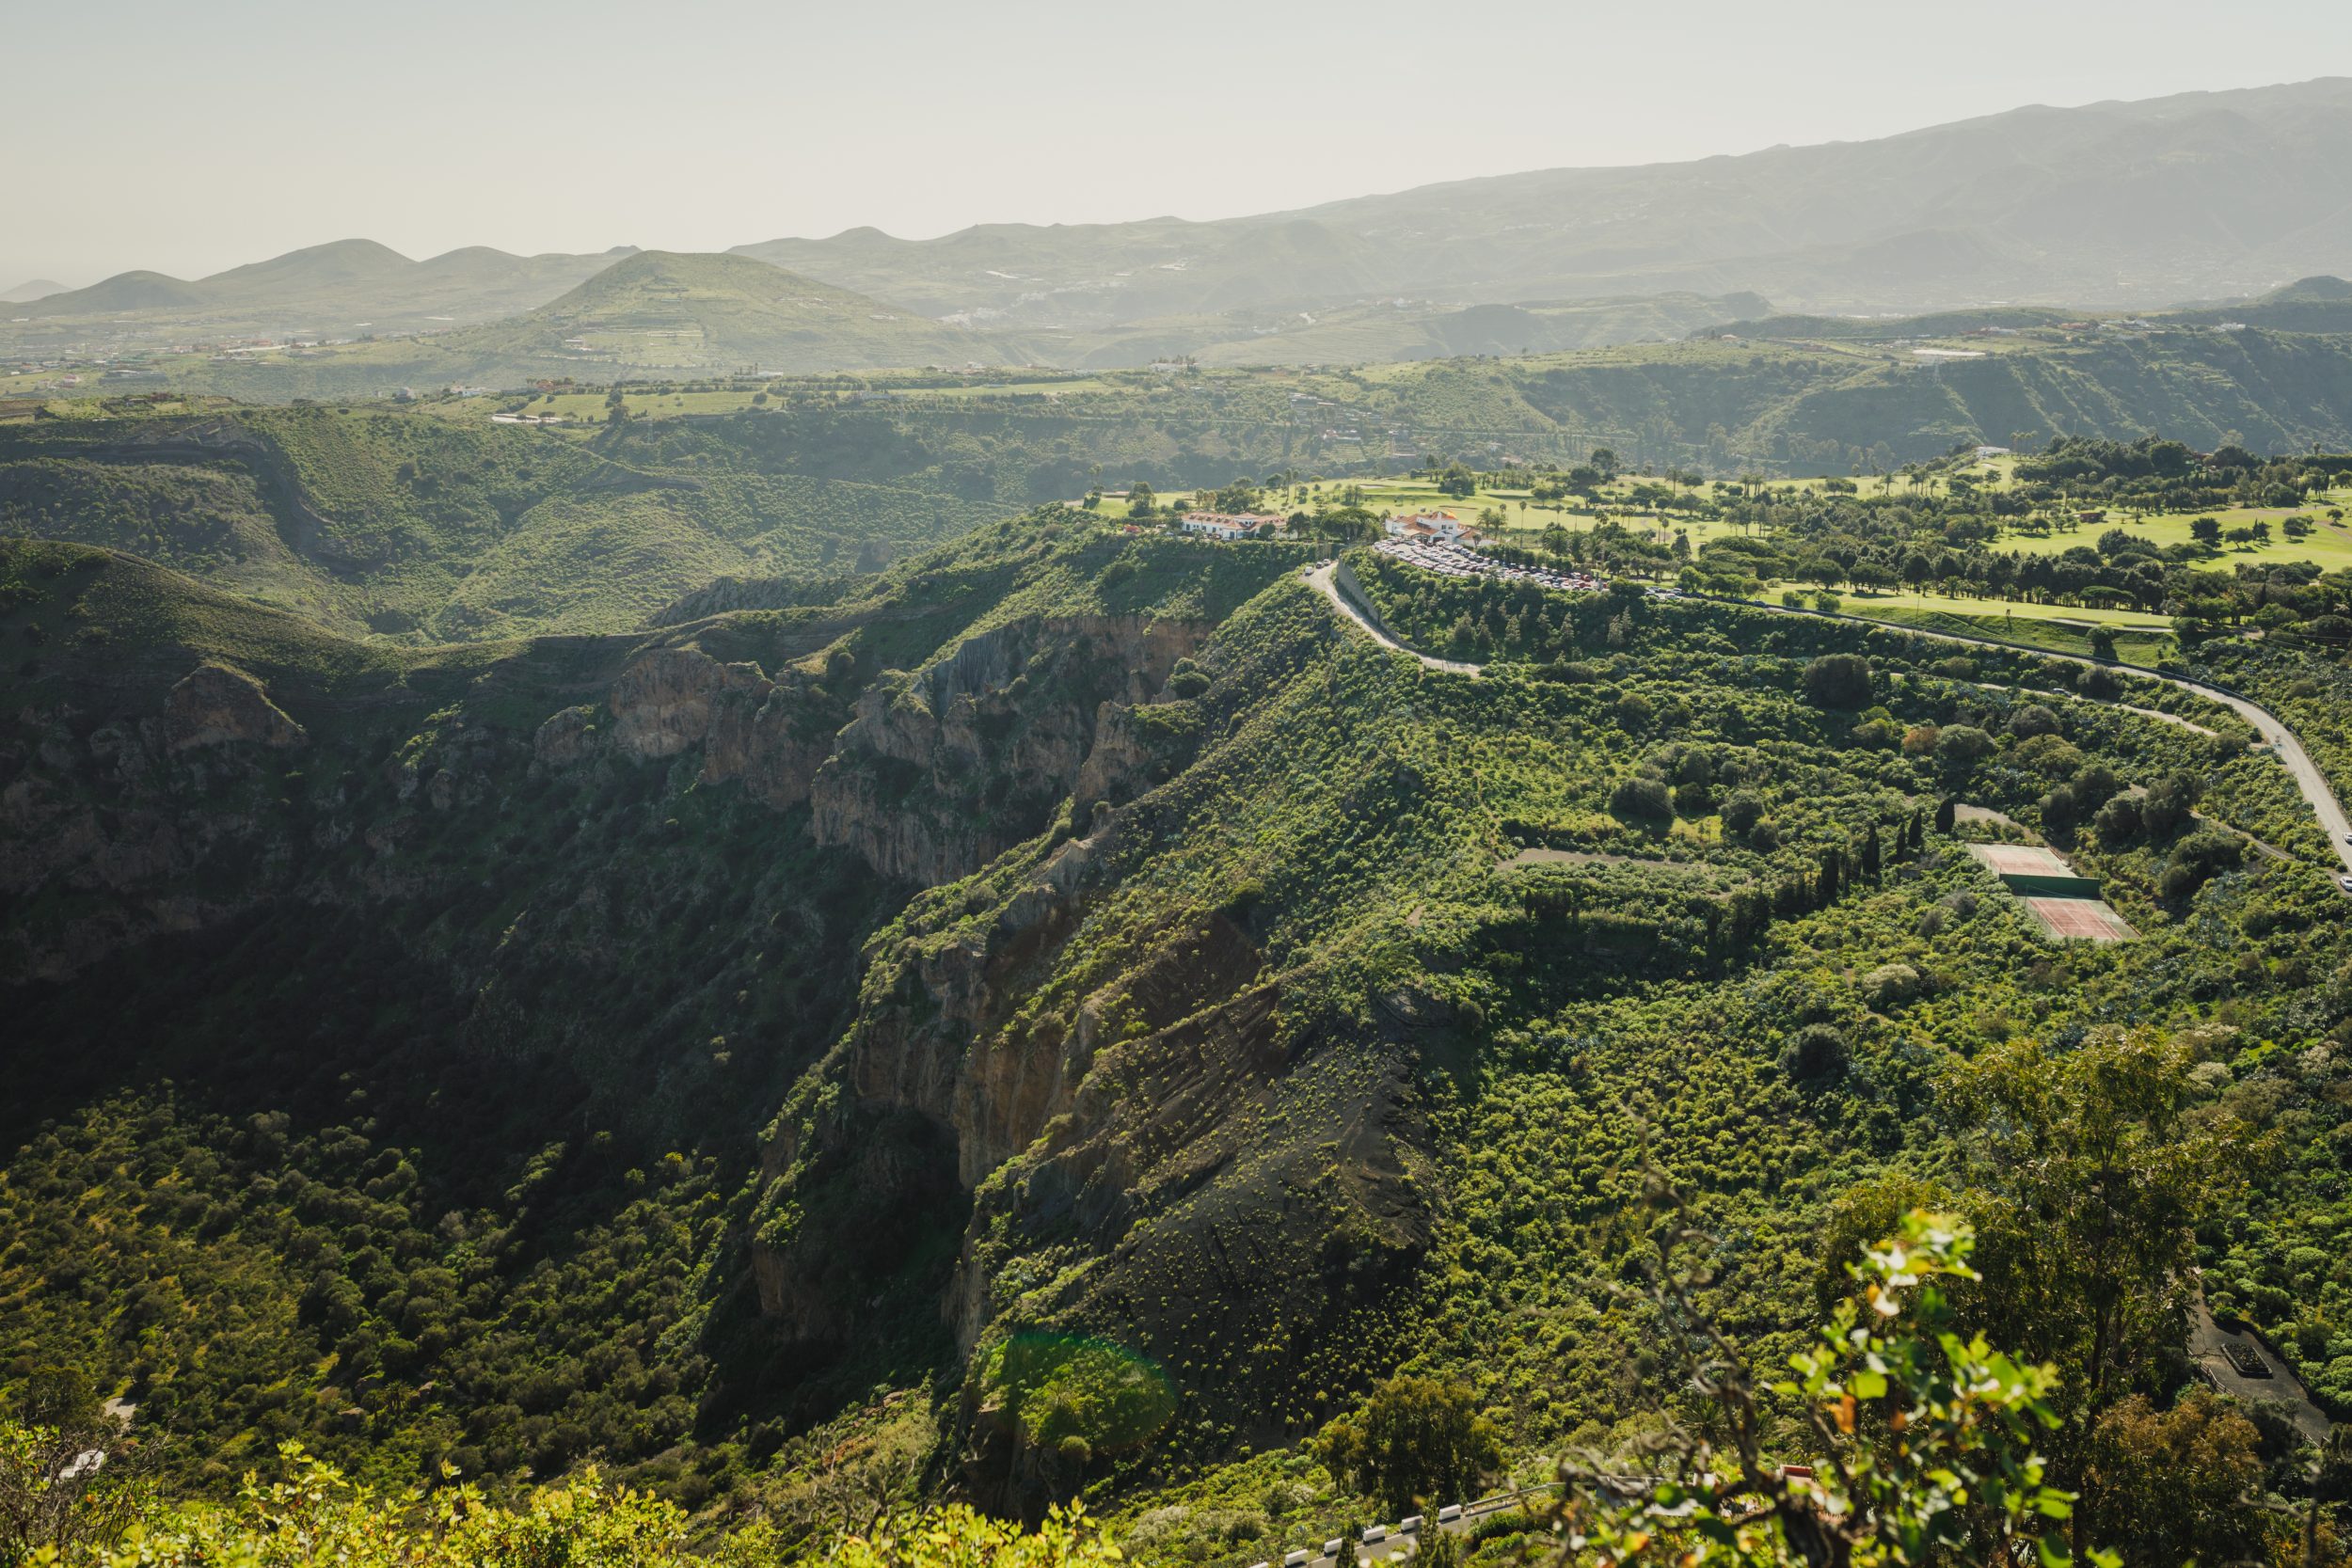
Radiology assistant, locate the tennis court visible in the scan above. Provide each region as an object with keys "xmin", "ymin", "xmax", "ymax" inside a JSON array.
[{"xmin": 2023, "ymin": 896, "xmax": 2137, "ymax": 942}]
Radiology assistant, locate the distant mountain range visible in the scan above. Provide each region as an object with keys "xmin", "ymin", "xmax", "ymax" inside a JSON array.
[
  {"xmin": 0, "ymin": 279, "xmax": 67, "ymax": 304},
  {"xmin": 8, "ymin": 239, "xmax": 639, "ymax": 333},
  {"xmin": 420, "ymin": 249, "xmax": 994, "ymax": 374},
  {"xmin": 9, "ymin": 78, "xmax": 2350, "ymax": 374},
  {"xmin": 733, "ymin": 77, "xmax": 2352, "ymax": 325}
]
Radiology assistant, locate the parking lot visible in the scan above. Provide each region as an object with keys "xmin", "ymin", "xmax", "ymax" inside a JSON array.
[{"xmin": 1373, "ymin": 537, "xmax": 1608, "ymax": 593}]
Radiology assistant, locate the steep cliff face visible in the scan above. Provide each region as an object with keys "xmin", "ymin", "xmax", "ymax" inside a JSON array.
[
  {"xmin": 808, "ymin": 617, "xmax": 1208, "ymax": 885},
  {"xmin": 0, "ymin": 652, "xmax": 547, "ymax": 982},
  {"xmin": 607, "ymin": 647, "xmax": 766, "ymax": 760},
  {"xmin": 778, "ymin": 801, "xmax": 1435, "ymax": 1517},
  {"xmin": 0, "ymin": 665, "xmax": 311, "ymax": 981},
  {"xmin": 162, "ymin": 663, "xmax": 308, "ymax": 752},
  {"xmin": 0, "ymin": 527, "xmax": 1365, "ymax": 1502},
  {"xmin": 744, "ymin": 590, "xmax": 1442, "ymax": 1514},
  {"xmin": 539, "ymin": 642, "xmax": 845, "ymax": 809}
]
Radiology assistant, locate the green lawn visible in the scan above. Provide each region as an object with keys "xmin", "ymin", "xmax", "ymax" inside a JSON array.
[
  {"xmin": 1835, "ymin": 603, "xmax": 2177, "ymax": 664},
  {"xmin": 1990, "ymin": 497, "xmax": 2352, "ymax": 570},
  {"xmin": 1805, "ymin": 586, "xmax": 2168, "ymax": 629}
]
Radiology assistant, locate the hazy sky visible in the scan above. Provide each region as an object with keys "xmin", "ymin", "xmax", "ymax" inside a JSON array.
[{"xmin": 8, "ymin": 0, "xmax": 2348, "ymax": 288}]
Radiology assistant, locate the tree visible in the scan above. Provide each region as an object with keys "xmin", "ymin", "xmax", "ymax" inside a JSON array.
[
  {"xmin": 2009, "ymin": 704, "xmax": 2062, "ymax": 738},
  {"xmin": 0, "ymin": 1376, "xmax": 152, "ymax": 1567},
  {"xmin": 1613, "ymin": 775, "xmax": 1672, "ymax": 819},
  {"xmin": 1553, "ymin": 1211, "xmax": 2106, "ymax": 1567},
  {"xmin": 2077, "ymin": 1393, "xmax": 2269, "ymax": 1568},
  {"xmin": 1720, "ymin": 789, "xmax": 1765, "ymax": 837},
  {"xmin": 1803, "ymin": 654, "xmax": 1873, "ymax": 709},
  {"xmin": 1315, "ymin": 1375, "xmax": 1501, "ymax": 1518},
  {"xmin": 1413, "ymin": 1522, "xmax": 1462, "ymax": 1568},
  {"xmin": 2190, "ymin": 516, "xmax": 2222, "ymax": 547},
  {"xmin": 1941, "ymin": 1029, "xmax": 2243, "ymax": 1554}
]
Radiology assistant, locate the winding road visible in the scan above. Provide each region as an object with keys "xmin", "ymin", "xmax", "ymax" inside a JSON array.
[
  {"xmin": 1283, "ymin": 1486, "xmax": 1549, "ymax": 1568},
  {"xmin": 1304, "ymin": 560, "xmax": 2352, "ymax": 883}
]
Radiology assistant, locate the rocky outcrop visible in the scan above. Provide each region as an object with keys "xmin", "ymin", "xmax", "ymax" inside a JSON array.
[
  {"xmin": 810, "ymin": 617, "xmax": 1209, "ymax": 885},
  {"xmin": 572, "ymin": 617, "xmax": 1210, "ymax": 882},
  {"xmin": 162, "ymin": 664, "xmax": 306, "ymax": 752},
  {"xmin": 533, "ymin": 706, "xmax": 599, "ymax": 768},
  {"xmin": 609, "ymin": 647, "xmax": 770, "ymax": 760},
  {"xmin": 581, "ymin": 644, "xmax": 840, "ymax": 807},
  {"xmin": 1, "ymin": 698, "xmax": 274, "ymax": 981},
  {"xmin": 702, "ymin": 676, "xmax": 840, "ymax": 810},
  {"xmin": 1072, "ymin": 697, "xmax": 1200, "ymax": 809}
]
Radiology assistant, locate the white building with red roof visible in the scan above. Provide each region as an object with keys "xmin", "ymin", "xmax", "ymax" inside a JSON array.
[{"xmin": 1383, "ymin": 509, "xmax": 1481, "ymax": 545}]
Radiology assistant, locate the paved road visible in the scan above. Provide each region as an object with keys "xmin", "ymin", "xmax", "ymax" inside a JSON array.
[
  {"xmin": 1768, "ymin": 600, "xmax": 2352, "ymax": 880},
  {"xmin": 1307, "ymin": 560, "xmax": 2352, "ymax": 883},
  {"xmin": 1290, "ymin": 1487, "xmax": 1549, "ymax": 1568},
  {"xmin": 2187, "ymin": 1298, "xmax": 2332, "ymax": 1445},
  {"xmin": 1306, "ymin": 562, "xmax": 1480, "ymax": 677}
]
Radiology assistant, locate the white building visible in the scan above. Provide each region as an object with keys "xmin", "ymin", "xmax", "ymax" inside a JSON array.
[
  {"xmin": 1383, "ymin": 510, "xmax": 1481, "ymax": 546},
  {"xmin": 1180, "ymin": 511, "xmax": 1285, "ymax": 541}
]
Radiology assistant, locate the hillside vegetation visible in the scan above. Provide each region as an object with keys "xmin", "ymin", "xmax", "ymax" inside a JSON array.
[
  {"xmin": 5, "ymin": 474, "xmax": 2350, "ymax": 1568},
  {"xmin": 0, "ymin": 405, "xmax": 995, "ymax": 640}
]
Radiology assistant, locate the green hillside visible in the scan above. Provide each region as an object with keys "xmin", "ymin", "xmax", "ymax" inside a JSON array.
[
  {"xmin": 563, "ymin": 327, "xmax": 2352, "ymax": 490},
  {"xmin": 69, "ymin": 301, "xmax": 2352, "ymax": 483},
  {"xmin": 6, "ymin": 468, "xmax": 2352, "ymax": 1562},
  {"xmin": 2162, "ymin": 275, "xmax": 2352, "ymax": 333},
  {"xmin": 0, "ymin": 406, "xmax": 996, "ymax": 641}
]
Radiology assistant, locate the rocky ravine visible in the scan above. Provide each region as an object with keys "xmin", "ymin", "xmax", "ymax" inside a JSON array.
[{"xmin": 2, "ymin": 581, "xmax": 1436, "ymax": 1518}]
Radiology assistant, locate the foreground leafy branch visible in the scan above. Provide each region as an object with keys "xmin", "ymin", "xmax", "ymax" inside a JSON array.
[{"xmin": 1551, "ymin": 1210, "xmax": 2112, "ymax": 1568}]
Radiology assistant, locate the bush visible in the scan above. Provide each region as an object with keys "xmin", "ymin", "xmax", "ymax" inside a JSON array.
[
  {"xmin": 1937, "ymin": 725, "xmax": 1995, "ymax": 768},
  {"xmin": 2009, "ymin": 704, "xmax": 2062, "ymax": 739},
  {"xmin": 1803, "ymin": 653, "xmax": 1872, "ymax": 709},
  {"xmin": 2160, "ymin": 829, "xmax": 2245, "ymax": 899},
  {"xmin": 2092, "ymin": 792, "xmax": 2144, "ymax": 842},
  {"xmin": 1610, "ymin": 775, "xmax": 1673, "ymax": 820},
  {"xmin": 1779, "ymin": 1022, "xmax": 1849, "ymax": 1083},
  {"xmin": 1719, "ymin": 789, "xmax": 1765, "ymax": 836},
  {"xmin": 1864, "ymin": 962, "xmax": 1925, "ymax": 1009}
]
